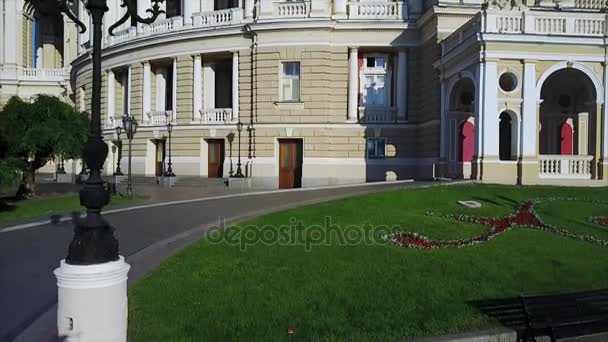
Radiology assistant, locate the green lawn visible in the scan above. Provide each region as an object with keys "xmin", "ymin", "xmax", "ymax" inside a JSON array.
[
  {"xmin": 128, "ymin": 184, "xmax": 608, "ymax": 341},
  {"xmin": 0, "ymin": 194, "xmax": 135, "ymax": 224}
]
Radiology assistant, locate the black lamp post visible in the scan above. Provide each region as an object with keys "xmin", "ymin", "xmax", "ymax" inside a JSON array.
[
  {"xmin": 29, "ymin": 0, "xmax": 164, "ymax": 265},
  {"xmin": 122, "ymin": 115, "xmax": 138, "ymax": 199},
  {"xmin": 165, "ymin": 122, "xmax": 175, "ymax": 177},
  {"xmin": 234, "ymin": 120, "xmax": 244, "ymax": 178},
  {"xmin": 227, "ymin": 132, "xmax": 235, "ymax": 177},
  {"xmin": 114, "ymin": 126, "xmax": 124, "ymax": 176},
  {"xmin": 247, "ymin": 124, "xmax": 255, "ymax": 159}
]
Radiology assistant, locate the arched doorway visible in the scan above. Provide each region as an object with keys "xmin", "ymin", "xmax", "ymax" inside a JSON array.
[
  {"xmin": 499, "ymin": 113, "xmax": 512, "ymax": 160},
  {"xmin": 539, "ymin": 68, "xmax": 596, "ymax": 156},
  {"xmin": 447, "ymin": 77, "xmax": 476, "ymax": 179}
]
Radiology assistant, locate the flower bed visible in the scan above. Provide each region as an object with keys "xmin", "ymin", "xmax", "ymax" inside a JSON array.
[
  {"xmin": 589, "ymin": 216, "xmax": 608, "ymax": 226},
  {"xmin": 384, "ymin": 198, "xmax": 608, "ymax": 249}
]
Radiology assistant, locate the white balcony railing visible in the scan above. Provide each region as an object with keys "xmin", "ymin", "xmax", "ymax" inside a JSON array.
[
  {"xmin": 192, "ymin": 8, "xmax": 243, "ymax": 26},
  {"xmin": 107, "ymin": 28, "xmax": 131, "ymax": 45},
  {"xmin": 443, "ymin": 10, "xmax": 608, "ymax": 55},
  {"xmin": 21, "ymin": 68, "xmax": 70, "ymax": 80},
  {"xmin": 539, "ymin": 155, "xmax": 593, "ymax": 179},
  {"xmin": 202, "ymin": 108, "xmax": 233, "ymax": 124},
  {"xmin": 485, "ymin": 11, "xmax": 607, "ymax": 36},
  {"xmin": 358, "ymin": 107, "xmax": 397, "ymax": 123},
  {"xmin": 274, "ymin": 1, "xmax": 311, "ymax": 18},
  {"xmin": 574, "ymin": 0, "xmax": 608, "ymax": 9},
  {"xmin": 348, "ymin": 1, "xmax": 406, "ymax": 20},
  {"xmin": 145, "ymin": 111, "xmax": 172, "ymax": 126},
  {"xmin": 145, "ymin": 16, "xmax": 183, "ymax": 34}
]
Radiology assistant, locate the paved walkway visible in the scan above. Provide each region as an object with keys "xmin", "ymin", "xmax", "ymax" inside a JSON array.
[{"xmin": 1, "ymin": 180, "xmax": 429, "ymax": 342}]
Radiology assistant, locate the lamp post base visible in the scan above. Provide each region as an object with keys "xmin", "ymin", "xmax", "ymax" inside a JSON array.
[{"xmin": 54, "ymin": 256, "xmax": 130, "ymax": 342}]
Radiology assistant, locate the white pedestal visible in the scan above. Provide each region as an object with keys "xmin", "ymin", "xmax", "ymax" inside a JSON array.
[{"xmin": 54, "ymin": 256, "xmax": 130, "ymax": 342}]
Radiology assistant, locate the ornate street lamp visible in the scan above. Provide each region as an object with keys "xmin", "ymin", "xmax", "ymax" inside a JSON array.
[
  {"xmin": 227, "ymin": 132, "xmax": 235, "ymax": 177},
  {"xmin": 122, "ymin": 115, "xmax": 138, "ymax": 199},
  {"xmin": 165, "ymin": 122, "xmax": 175, "ymax": 177},
  {"xmin": 234, "ymin": 120, "xmax": 244, "ymax": 178},
  {"xmin": 114, "ymin": 125, "xmax": 124, "ymax": 176},
  {"xmin": 35, "ymin": 0, "xmax": 163, "ymax": 339}
]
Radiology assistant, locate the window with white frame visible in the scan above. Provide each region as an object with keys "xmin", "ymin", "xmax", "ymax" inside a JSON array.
[
  {"xmin": 367, "ymin": 138, "xmax": 386, "ymax": 159},
  {"xmin": 361, "ymin": 55, "xmax": 390, "ymax": 107},
  {"xmin": 280, "ymin": 62, "xmax": 301, "ymax": 102}
]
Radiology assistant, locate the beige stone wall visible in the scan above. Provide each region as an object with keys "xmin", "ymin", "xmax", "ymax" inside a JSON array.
[
  {"xmin": 249, "ymin": 46, "xmax": 348, "ymax": 123},
  {"xmin": 176, "ymin": 55, "xmax": 194, "ymax": 123},
  {"xmin": 130, "ymin": 63, "xmax": 143, "ymax": 119}
]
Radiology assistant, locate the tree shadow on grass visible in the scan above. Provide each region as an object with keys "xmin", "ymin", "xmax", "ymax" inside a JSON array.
[
  {"xmin": 468, "ymin": 297, "xmax": 526, "ymax": 337},
  {"xmin": 0, "ymin": 197, "xmax": 17, "ymax": 213}
]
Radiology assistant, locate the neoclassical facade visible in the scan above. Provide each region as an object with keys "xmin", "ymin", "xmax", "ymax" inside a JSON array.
[
  {"xmin": 0, "ymin": 0, "xmax": 78, "ymax": 104},
  {"xmin": 4, "ymin": 0, "xmax": 608, "ymax": 187}
]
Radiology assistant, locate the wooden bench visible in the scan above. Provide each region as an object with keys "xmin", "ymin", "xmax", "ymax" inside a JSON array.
[{"xmin": 520, "ymin": 288, "xmax": 608, "ymax": 342}]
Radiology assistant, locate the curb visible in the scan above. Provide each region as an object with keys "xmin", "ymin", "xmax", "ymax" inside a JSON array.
[{"xmin": 0, "ymin": 179, "xmax": 419, "ymax": 234}]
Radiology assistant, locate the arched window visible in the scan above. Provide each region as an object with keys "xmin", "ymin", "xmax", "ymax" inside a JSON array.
[
  {"xmin": 459, "ymin": 119, "xmax": 475, "ymax": 162},
  {"xmin": 499, "ymin": 112, "xmax": 512, "ymax": 160}
]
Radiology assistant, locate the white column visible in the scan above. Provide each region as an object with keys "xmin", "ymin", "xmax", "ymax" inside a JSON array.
[
  {"xmin": 201, "ymin": 0, "xmax": 214, "ymax": 12},
  {"xmin": 474, "ymin": 62, "xmax": 484, "ymax": 159},
  {"xmin": 203, "ymin": 62, "xmax": 216, "ymax": 110},
  {"xmin": 142, "ymin": 62, "xmax": 151, "ymax": 121},
  {"xmin": 397, "ymin": 49, "xmax": 408, "ymax": 121},
  {"xmin": 0, "ymin": 0, "xmax": 4, "ymax": 66},
  {"xmin": 244, "ymin": 0, "xmax": 255, "ymax": 19},
  {"xmin": 183, "ymin": 0, "xmax": 193, "ymax": 25},
  {"xmin": 232, "ymin": 51, "xmax": 240, "ymax": 122},
  {"xmin": 522, "ymin": 62, "xmax": 537, "ymax": 157},
  {"xmin": 482, "ymin": 61, "xmax": 499, "ymax": 158},
  {"xmin": 348, "ymin": 47, "xmax": 359, "ymax": 121},
  {"xmin": 107, "ymin": 70, "xmax": 116, "ymax": 126},
  {"xmin": 333, "ymin": 0, "xmax": 348, "ymax": 18},
  {"xmin": 193, "ymin": 55, "xmax": 203, "ymax": 122},
  {"xmin": 3, "ymin": 0, "xmax": 17, "ymax": 68},
  {"xmin": 578, "ymin": 112, "xmax": 589, "ymax": 155},
  {"xmin": 156, "ymin": 68, "xmax": 166, "ymax": 112},
  {"xmin": 127, "ymin": 66, "xmax": 132, "ymax": 115},
  {"xmin": 439, "ymin": 80, "xmax": 447, "ymax": 159},
  {"xmin": 172, "ymin": 59, "xmax": 177, "ymax": 122},
  {"xmin": 603, "ymin": 63, "xmax": 608, "ymax": 160}
]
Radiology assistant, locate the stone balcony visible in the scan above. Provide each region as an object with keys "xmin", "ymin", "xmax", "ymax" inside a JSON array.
[
  {"xmin": 19, "ymin": 68, "xmax": 70, "ymax": 82},
  {"xmin": 99, "ymin": 1, "xmax": 408, "ymax": 48}
]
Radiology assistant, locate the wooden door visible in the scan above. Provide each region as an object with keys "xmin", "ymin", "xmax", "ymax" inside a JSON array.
[
  {"xmin": 279, "ymin": 140, "xmax": 302, "ymax": 189},
  {"xmin": 155, "ymin": 139, "xmax": 166, "ymax": 176},
  {"xmin": 208, "ymin": 139, "xmax": 225, "ymax": 178}
]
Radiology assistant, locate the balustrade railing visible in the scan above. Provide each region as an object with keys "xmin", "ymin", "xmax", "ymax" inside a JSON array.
[
  {"xmin": 574, "ymin": 0, "xmax": 608, "ymax": 9},
  {"xmin": 348, "ymin": 1, "xmax": 405, "ymax": 19},
  {"xmin": 145, "ymin": 16, "xmax": 183, "ymax": 34},
  {"xmin": 193, "ymin": 8, "xmax": 243, "ymax": 26},
  {"xmin": 144, "ymin": 111, "xmax": 172, "ymax": 126},
  {"xmin": 539, "ymin": 155, "xmax": 593, "ymax": 179},
  {"xmin": 479, "ymin": 11, "xmax": 607, "ymax": 38},
  {"xmin": 274, "ymin": 1, "xmax": 310, "ymax": 18},
  {"xmin": 21, "ymin": 68, "xmax": 69, "ymax": 79},
  {"xmin": 202, "ymin": 108, "xmax": 233, "ymax": 124},
  {"xmin": 359, "ymin": 107, "xmax": 397, "ymax": 123}
]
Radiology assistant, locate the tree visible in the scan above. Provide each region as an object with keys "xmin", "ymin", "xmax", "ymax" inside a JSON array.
[{"xmin": 0, "ymin": 95, "xmax": 90, "ymax": 198}]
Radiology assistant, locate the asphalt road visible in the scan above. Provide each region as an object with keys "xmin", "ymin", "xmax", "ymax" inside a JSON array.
[{"xmin": 0, "ymin": 181, "xmax": 421, "ymax": 342}]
